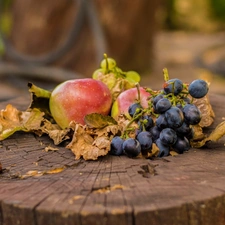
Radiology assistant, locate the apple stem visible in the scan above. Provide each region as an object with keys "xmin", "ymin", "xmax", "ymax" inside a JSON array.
[{"xmin": 136, "ymin": 83, "xmax": 141, "ymax": 103}]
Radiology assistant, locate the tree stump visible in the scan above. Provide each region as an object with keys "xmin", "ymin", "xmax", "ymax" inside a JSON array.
[{"xmin": 0, "ymin": 94, "xmax": 225, "ymax": 225}]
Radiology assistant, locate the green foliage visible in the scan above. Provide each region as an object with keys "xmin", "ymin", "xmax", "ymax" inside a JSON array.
[
  {"xmin": 0, "ymin": 35, "xmax": 5, "ymax": 56},
  {"xmin": 209, "ymin": 0, "xmax": 225, "ymax": 21}
]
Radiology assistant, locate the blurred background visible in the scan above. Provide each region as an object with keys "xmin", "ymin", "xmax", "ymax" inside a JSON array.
[{"xmin": 0, "ymin": 0, "xmax": 225, "ymax": 100}]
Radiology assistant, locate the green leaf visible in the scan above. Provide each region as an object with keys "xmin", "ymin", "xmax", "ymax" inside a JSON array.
[
  {"xmin": 84, "ymin": 113, "xmax": 117, "ymax": 129},
  {"xmin": 28, "ymin": 82, "xmax": 52, "ymax": 118}
]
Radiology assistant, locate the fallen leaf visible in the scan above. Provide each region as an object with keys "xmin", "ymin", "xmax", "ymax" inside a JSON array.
[
  {"xmin": 84, "ymin": 113, "xmax": 117, "ymax": 129},
  {"xmin": 20, "ymin": 166, "xmax": 66, "ymax": 179},
  {"xmin": 45, "ymin": 145, "xmax": 59, "ymax": 152},
  {"xmin": 93, "ymin": 184, "xmax": 127, "ymax": 193},
  {"xmin": 191, "ymin": 120, "xmax": 225, "ymax": 148},
  {"xmin": 66, "ymin": 122, "xmax": 122, "ymax": 160},
  {"xmin": 45, "ymin": 167, "xmax": 65, "ymax": 174},
  {"xmin": 41, "ymin": 119, "xmax": 71, "ymax": 145},
  {"xmin": 0, "ymin": 105, "xmax": 45, "ymax": 140},
  {"xmin": 193, "ymin": 95, "xmax": 215, "ymax": 127},
  {"xmin": 207, "ymin": 121, "xmax": 225, "ymax": 142}
]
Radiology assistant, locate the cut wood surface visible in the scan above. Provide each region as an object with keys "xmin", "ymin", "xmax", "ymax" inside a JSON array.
[{"xmin": 0, "ymin": 94, "xmax": 225, "ymax": 225}]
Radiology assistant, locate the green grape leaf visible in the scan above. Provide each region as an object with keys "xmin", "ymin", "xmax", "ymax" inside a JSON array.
[{"xmin": 84, "ymin": 113, "xmax": 117, "ymax": 129}]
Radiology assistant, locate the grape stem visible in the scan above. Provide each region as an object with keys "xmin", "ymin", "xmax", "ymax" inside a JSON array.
[
  {"xmin": 103, "ymin": 53, "xmax": 109, "ymax": 74},
  {"xmin": 121, "ymin": 109, "xmax": 146, "ymax": 139},
  {"xmin": 163, "ymin": 68, "xmax": 169, "ymax": 81}
]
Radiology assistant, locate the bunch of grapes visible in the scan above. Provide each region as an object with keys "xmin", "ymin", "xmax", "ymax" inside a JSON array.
[{"xmin": 110, "ymin": 70, "xmax": 209, "ymax": 158}]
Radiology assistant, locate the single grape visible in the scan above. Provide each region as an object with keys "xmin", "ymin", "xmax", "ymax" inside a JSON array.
[
  {"xmin": 136, "ymin": 131, "xmax": 153, "ymax": 151},
  {"xmin": 188, "ymin": 79, "xmax": 209, "ymax": 98},
  {"xmin": 138, "ymin": 115, "xmax": 154, "ymax": 131},
  {"xmin": 176, "ymin": 97, "xmax": 191, "ymax": 110},
  {"xmin": 155, "ymin": 98, "xmax": 172, "ymax": 113},
  {"xmin": 172, "ymin": 136, "xmax": 190, "ymax": 154},
  {"xmin": 182, "ymin": 97, "xmax": 191, "ymax": 104},
  {"xmin": 152, "ymin": 94, "xmax": 164, "ymax": 107},
  {"xmin": 163, "ymin": 78, "xmax": 183, "ymax": 95},
  {"xmin": 176, "ymin": 103, "xmax": 183, "ymax": 110},
  {"xmin": 175, "ymin": 121, "xmax": 192, "ymax": 137},
  {"xmin": 122, "ymin": 138, "xmax": 141, "ymax": 157},
  {"xmin": 183, "ymin": 104, "xmax": 201, "ymax": 125},
  {"xmin": 125, "ymin": 71, "xmax": 141, "ymax": 83},
  {"xmin": 92, "ymin": 68, "xmax": 104, "ymax": 79},
  {"xmin": 165, "ymin": 106, "xmax": 184, "ymax": 128},
  {"xmin": 159, "ymin": 128, "xmax": 177, "ymax": 146},
  {"xmin": 155, "ymin": 114, "xmax": 168, "ymax": 130},
  {"xmin": 185, "ymin": 127, "xmax": 194, "ymax": 140},
  {"xmin": 128, "ymin": 102, "xmax": 143, "ymax": 118},
  {"xmin": 156, "ymin": 138, "xmax": 170, "ymax": 157},
  {"xmin": 110, "ymin": 136, "xmax": 124, "ymax": 156},
  {"xmin": 150, "ymin": 126, "xmax": 161, "ymax": 142},
  {"xmin": 100, "ymin": 57, "xmax": 117, "ymax": 70}
]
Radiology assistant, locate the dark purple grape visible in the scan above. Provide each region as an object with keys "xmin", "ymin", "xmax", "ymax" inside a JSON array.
[
  {"xmin": 177, "ymin": 98, "xmax": 191, "ymax": 110},
  {"xmin": 165, "ymin": 106, "xmax": 184, "ymax": 128},
  {"xmin": 128, "ymin": 103, "xmax": 143, "ymax": 118},
  {"xmin": 172, "ymin": 136, "xmax": 190, "ymax": 154},
  {"xmin": 183, "ymin": 104, "xmax": 201, "ymax": 125},
  {"xmin": 188, "ymin": 79, "xmax": 209, "ymax": 98},
  {"xmin": 175, "ymin": 121, "xmax": 192, "ymax": 136},
  {"xmin": 110, "ymin": 136, "xmax": 124, "ymax": 156},
  {"xmin": 156, "ymin": 138, "xmax": 170, "ymax": 157},
  {"xmin": 176, "ymin": 103, "xmax": 183, "ymax": 110},
  {"xmin": 163, "ymin": 78, "xmax": 183, "ymax": 95},
  {"xmin": 138, "ymin": 115, "xmax": 154, "ymax": 131},
  {"xmin": 155, "ymin": 98, "xmax": 172, "ymax": 113},
  {"xmin": 183, "ymin": 97, "xmax": 191, "ymax": 104},
  {"xmin": 122, "ymin": 138, "xmax": 141, "ymax": 157},
  {"xmin": 155, "ymin": 114, "xmax": 168, "ymax": 130},
  {"xmin": 159, "ymin": 128, "xmax": 177, "ymax": 146},
  {"xmin": 136, "ymin": 131, "xmax": 153, "ymax": 151},
  {"xmin": 152, "ymin": 94, "xmax": 164, "ymax": 107},
  {"xmin": 185, "ymin": 127, "xmax": 194, "ymax": 140},
  {"xmin": 150, "ymin": 126, "xmax": 161, "ymax": 142}
]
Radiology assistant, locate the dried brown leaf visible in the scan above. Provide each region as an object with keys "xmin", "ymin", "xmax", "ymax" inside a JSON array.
[
  {"xmin": 193, "ymin": 95, "xmax": 215, "ymax": 127},
  {"xmin": 0, "ymin": 104, "xmax": 45, "ymax": 140},
  {"xmin": 191, "ymin": 121, "xmax": 225, "ymax": 148},
  {"xmin": 66, "ymin": 122, "xmax": 122, "ymax": 160},
  {"xmin": 45, "ymin": 145, "xmax": 59, "ymax": 152},
  {"xmin": 20, "ymin": 166, "xmax": 65, "ymax": 179},
  {"xmin": 207, "ymin": 121, "xmax": 225, "ymax": 142},
  {"xmin": 41, "ymin": 120, "xmax": 71, "ymax": 145}
]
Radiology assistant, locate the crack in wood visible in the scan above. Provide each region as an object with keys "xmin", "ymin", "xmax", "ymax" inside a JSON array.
[{"xmin": 138, "ymin": 163, "xmax": 158, "ymax": 178}]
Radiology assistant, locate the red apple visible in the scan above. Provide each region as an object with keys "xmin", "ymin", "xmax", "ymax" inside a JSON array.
[
  {"xmin": 111, "ymin": 87, "xmax": 150, "ymax": 120},
  {"xmin": 49, "ymin": 78, "xmax": 112, "ymax": 128}
]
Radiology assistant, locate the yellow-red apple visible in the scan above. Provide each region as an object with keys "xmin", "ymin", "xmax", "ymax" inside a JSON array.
[{"xmin": 49, "ymin": 78, "xmax": 112, "ymax": 128}]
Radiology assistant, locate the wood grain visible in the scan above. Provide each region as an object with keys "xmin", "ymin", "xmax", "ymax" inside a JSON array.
[{"xmin": 0, "ymin": 94, "xmax": 225, "ymax": 225}]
